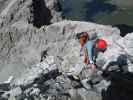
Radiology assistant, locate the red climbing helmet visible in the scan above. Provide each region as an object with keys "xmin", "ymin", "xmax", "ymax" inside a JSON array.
[{"xmin": 96, "ymin": 39, "xmax": 107, "ymax": 50}]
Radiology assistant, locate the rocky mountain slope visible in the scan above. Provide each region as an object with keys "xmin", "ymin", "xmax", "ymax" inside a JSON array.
[
  {"xmin": 0, "ymin": 0, "xmax": 133, "ymax": 100},
  {"xmin": 0, "ymin": 20, "xmax": 133, "ymax": 100},
  {"xmin": 0, "ymin": 20, "xmax": 121, "ymax": 81},
  {"xmin": 0, "ymin": 0, "xmax": 62, "ymax": 81},
  {"xmin": 0, "ymin": 0, "xmax": 62, "ymax": 28}
]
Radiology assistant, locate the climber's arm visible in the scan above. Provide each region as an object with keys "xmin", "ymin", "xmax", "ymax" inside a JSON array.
[
  {"xmin": 83, "ymin": 48, "xmax": 88, "ymax": 64},
  {"xmin": 84, "ymin": 44, "xmax": 96, "ymax": 71},
  {"xmin": 86, "ymin": 41, "xmax": 94, "ymax": 64}
]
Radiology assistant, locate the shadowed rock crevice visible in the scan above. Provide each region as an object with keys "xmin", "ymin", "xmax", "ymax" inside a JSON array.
[
  {"xmin": 114, "ymin": 24, "xmax": 133, "ymax": 37},
  {"xmin": 102, "ymin": 72, "xmax": 133, "ymax": 100},
  {"xmin": 32, "ymin": 0, "xmax": 52, "ymax": 28}
]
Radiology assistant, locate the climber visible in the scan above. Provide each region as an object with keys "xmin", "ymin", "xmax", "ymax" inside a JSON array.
[
  {"xmin": 77, "ymin": 32, "xmax": 107, "ymax": 88},
  {"xmin": 78, "ymin": 32, "xmax": 107, "ymax": 69}
]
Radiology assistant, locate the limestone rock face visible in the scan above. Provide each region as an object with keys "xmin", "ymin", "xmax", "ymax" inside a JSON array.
[
  {"xmin": 0, "ymin": 19, "xmax": 133, "ymax": 100},
  {"xmin": 1, "ymin": 0, "xmax": 133, "ymax": 100},
  {"xmin": 0, "ymin": 20, "xmax": 121, "ymax": 81},
  {"xmin": 95, "ymin": 32, "xmax": 133, "ymax": 73},
  {"xmin": 0, "ymin": 0, "xmax": 62, "ymax": 81}
]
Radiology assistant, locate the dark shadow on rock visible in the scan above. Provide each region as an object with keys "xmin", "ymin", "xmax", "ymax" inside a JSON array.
[
  {"xmin": 32, "ymin": 0, "xmax": 52, "ymax": 28},
  {"xmin": 34, "ymin": 69, "xmax": 62, "ymax": 93},
  {"xmin": 0, "ymin": 83, "xmax": 10, "ymax": 91},
  {"xmin": 101, "ymin": 54, "xmax": 133, "ymax": 100},
  {"xmin": 114, "ymin": 24, "xmax": 133, "ymax": 37},
  {"xmin": 102, "ymin": 71, "xmax": 133, "ymax": 100},
  {"xmin": 20, "ymin": 69, "xmax": 62, "ymax": 93},
  {"xmin": 34, "ymin": 69, "xmax": 61, "ymax": 84},
  {"xmin": 55, "ymin": 1, "xmax": 63, "ymax": 12},
  {"xmin": 103, "ymin": 54, "xmax": 128, "ymax": 73},
  {"xmin": 40, "ymin": 50, "xmax": 48, "ymax": 62},
  {"xmin": 84, "ymin": 0, "xmax": 117, "ymax": 21},
  {"xmin": 117, "ymin": 55, "xmax": 128, "ymax": 72}
]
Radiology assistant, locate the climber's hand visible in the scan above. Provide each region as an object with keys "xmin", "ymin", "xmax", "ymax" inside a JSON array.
[
  {"xmin": 101, "ymin": 70, "xmax": 110, "ymax": 78},
  {"xmin": 87, "ymin": 64, "xmax": 96, "ymax": 72},
  {"xmin": 90, "ymin": 64, "xmax": 96, "ymax": 72}
]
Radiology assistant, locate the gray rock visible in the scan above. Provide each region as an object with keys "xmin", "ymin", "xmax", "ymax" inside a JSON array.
[
  {"xmin": 9, "ymin": 87, "xmax": 22, "ymax": 97},
  {"xmin": 0, "ymin": 83, "xmax": 10, "ymax": 91},
  {"xmin": 97, "ymin": 32, "xmax": 133, "ymax": 73},
  {"xmin": 0, "ymin": 0, "xmax": 62, "ymax": 28},
  {"xmin": 1, "ymin": 7, "xmax": 133, "ymax": 99},
  {"xmin": 69, "ymin": 88, "xmax": 101, "ymax": 100},
  {"xmin": 0, "ymin": 20, "xmax": 121, "ymax": 82},
  {"xmin": 14, "ymin": 56, "xmax": 58, "ymax": 86}
]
